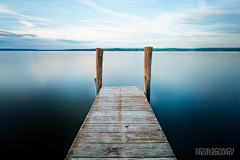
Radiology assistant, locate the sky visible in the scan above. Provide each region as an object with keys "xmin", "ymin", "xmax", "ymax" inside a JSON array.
[{"xmin": 0, "ymin": 0, "xmax": 239, "ymax": 49}]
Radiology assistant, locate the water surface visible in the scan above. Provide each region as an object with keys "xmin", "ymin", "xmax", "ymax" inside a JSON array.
[{"xmin": 0, "ymin": 51, "xmax": 240, "ymax": 159}]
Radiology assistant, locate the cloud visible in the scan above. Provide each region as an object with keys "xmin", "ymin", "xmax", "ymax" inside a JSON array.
[
  {"xmin": 0, "ymin": 30, "xmax": 36, "ymax": 38},
  {"xmin": 0, "ymin": 30, "xmax": 49, "ymax": 48},
  {"xmin": 188, "ymin": 38, "xmax": 217, "ymax": 42},
  {"xmin": 77, "ymin": 0, "xmax": 144, "ymax": 21},
  {"xmin": 60, "ymin": 39, "xmax": 93, "ymax": 44},
  {"xmin": 80, "ymin": 20, "xmax": 114, "ymax": 25},
  {"xmin": 0, "ymin": 6, "xmax": 18, "ymax": 15},
  {"xmin": 0, "ymin": 30, "xmax": 95, "ymax": 49},
  {"xmin": 19, "ymin": 20, "xmax": 35, "ymax": 28},
  {"xmin": 211, "ymin": 26, "xmax": 240, "ymax": 34},
  {"xmin": 0, "ymin": 5, "xmax": 50, "ymax": 22},
  {"xmin": 76, "ymin": 0, "xmax": 240, "ymax": 43}
]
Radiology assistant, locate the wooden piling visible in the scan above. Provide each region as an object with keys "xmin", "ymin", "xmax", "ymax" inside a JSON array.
[
  {"xmin": 144, "ymin": 46, "xmax": 153, "ymax": 102},
  {"xmin": 144, "ymin": 76, "xmax": 146, "ymax": 94},
  {"xmin": 94, "ymin": 78, "xmax": 97, "ymax": 96},
  {"xmin": 96, "ymin": 48, "xmax": 103, "ymax": 93}
]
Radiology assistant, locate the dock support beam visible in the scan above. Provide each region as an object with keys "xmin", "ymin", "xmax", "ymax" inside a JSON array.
[
  {"xmin": 96, "ymin": 48, "xmax": 103, "ymax": 94},
  {"xmin": 144, "ymin": 46, "xmax": 153, "ymax": 102}
]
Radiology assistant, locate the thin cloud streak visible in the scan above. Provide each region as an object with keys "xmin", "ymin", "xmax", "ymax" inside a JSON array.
[
  {"xmin": 19, "ymin": 20, "xmax": 35, "ymax": 28},
  {"xmin": 0, "ymin": 5, "xmax": 51, "ymax": 22},
  {"xmin": 77, "ymin": 0, "xmax": 144, "ymax": 21}
]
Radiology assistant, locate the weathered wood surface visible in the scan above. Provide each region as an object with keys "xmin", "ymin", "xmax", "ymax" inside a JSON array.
[
  {"xmin": 84, "ymin": 116, "xmax": 158, "ymax": 124},
  {"xmin": 74, "ymin": 132, "xmax": 167, "ymax": 143},
  {"xmin": 68, "ymin": 143, "xmax": 174, "ymax": 158},
  {"xmin": 65, "ymin": 86, "xmax": 176, "ymax": 159},
  {"xmin": 90, "ymin": 105, "xmax": 152, "ymax": 111},
  {"xmin": 80, "ymin": 124, "xmax": 162, "ymax": 133},
  {"xmin": 96, "ymin": 48, "xmax": 103, "ymax": 93},
  {"xmin": 144, "ymin": 47, "xmax": 153, "ymax": 102},
  {"xmin": 88, "ymin": 111, "xmax": 154, "ymax": 117}
]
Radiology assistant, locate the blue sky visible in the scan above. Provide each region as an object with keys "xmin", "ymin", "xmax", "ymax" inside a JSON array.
[{"xmin": 0, "ymin": 0, "xmax": 239, "ymax": 49}]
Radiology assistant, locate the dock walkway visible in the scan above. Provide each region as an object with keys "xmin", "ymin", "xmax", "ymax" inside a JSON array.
[{"xmin": 65, "ymin": 86, "xmax": 176, "ymax": 159}]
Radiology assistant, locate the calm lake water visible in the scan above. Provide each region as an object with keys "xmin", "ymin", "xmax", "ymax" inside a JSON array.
[{"xmin": 0, "ymin": 51, "xmax": 240, "ymax": 160}]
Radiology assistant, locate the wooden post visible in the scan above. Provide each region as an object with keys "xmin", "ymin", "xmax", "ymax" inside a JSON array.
[
  {"xmin": 94, "ymin": 78, "xmax": 97, "ymax": 96},
  {"xmin": 96, "ymin": 48, "xmax": 103, "ymax": 94},
  {"xmin": 144, "ymin": 46, "xmax": 153, "ymax": 102},
  {"xmin": 144, "ymin": 76, "xmax": 146, "ymax": 94}
]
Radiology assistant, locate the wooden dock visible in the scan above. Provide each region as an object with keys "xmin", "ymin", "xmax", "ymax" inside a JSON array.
[{"xmin": 65, "ymin": 86, "xmax": 176, "ymax": 159}]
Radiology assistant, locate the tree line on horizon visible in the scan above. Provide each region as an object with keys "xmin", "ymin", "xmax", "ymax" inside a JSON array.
[{"xmin": 0, "ymin": 48, "xmax": 240, "ymax": 51}]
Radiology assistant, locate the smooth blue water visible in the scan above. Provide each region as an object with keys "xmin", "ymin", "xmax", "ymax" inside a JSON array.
[{"xmin": 0, "ymin": 51, "xmax": 240, "ymax": 160}]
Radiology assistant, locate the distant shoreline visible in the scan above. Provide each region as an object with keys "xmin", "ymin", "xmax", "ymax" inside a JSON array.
[{"xmin": 1, "ymin": 48, "xmax": 240, "ymax": 51}]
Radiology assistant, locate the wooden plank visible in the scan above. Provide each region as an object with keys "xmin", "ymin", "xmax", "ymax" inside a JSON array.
[
  {"xmin": 101, "ymin": 86, "xmax": 141, "ymax": 89},
  {"xmin": 98, "ymin": 89, "xmax": 142, "ymax": 91},
  {"xmin": 97, "ymin": 94, "xmax": 144, "ymax": 97},
  {"xmin": 96, "ymin": 96, "xmax": 146, "ymax": 100},
  {"xmin": 90, "ymin": 105, "xmax": 152, "ymax": 111},
  {"xmin": 100, "ymin": 89, "xmax": 141, "ymax": 92},
  {"xmin": 98, "ymin": 89, "xmax": 143, "ymax": 92},
  {"xmin": 83, "ymin": 116, "xmax": 158, "ymax": 124},
  {"xmin": 98, "ymin": 91, "xmax": 142, "ymax": 94},
  {"xmin": 67, "ymin": 143, "xmax": 175, "ymax": 158},
  {"xmin": 98, "ymin": 91, "xmax": 143, "ymax": 94},
  {"xmin": 92, "ymin": 101, "xmax": 149, "ymax": 106},
  {"xmin": 100, "ymin": 87, "xmax": 140, "ymax": 89},
  {"xmin": 100, "ymin": 90, "xmax": 142, "ymax": 92},
  {"xmin": 80, "ymin": 124, "xmax": 161, "ymax": 133},
  {"xmin": 97, "ymin": 92, "xmax": 144, "ymax": 97},
  {"xmin": 74, "ymin": 132, "xmax": 167, "ymax": 143},
  {"xmin": 88, "ymin": 111, "xmax": 154, "ymax": 117},
  {"xmin": 94, "ymin": 99, "xmax": 148, "ymax": 102}
]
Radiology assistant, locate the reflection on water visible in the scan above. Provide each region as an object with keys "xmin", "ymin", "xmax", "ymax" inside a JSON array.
[{"xmin": 0, "ymin": 51, "xmax": 240, "ymax": 159}]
